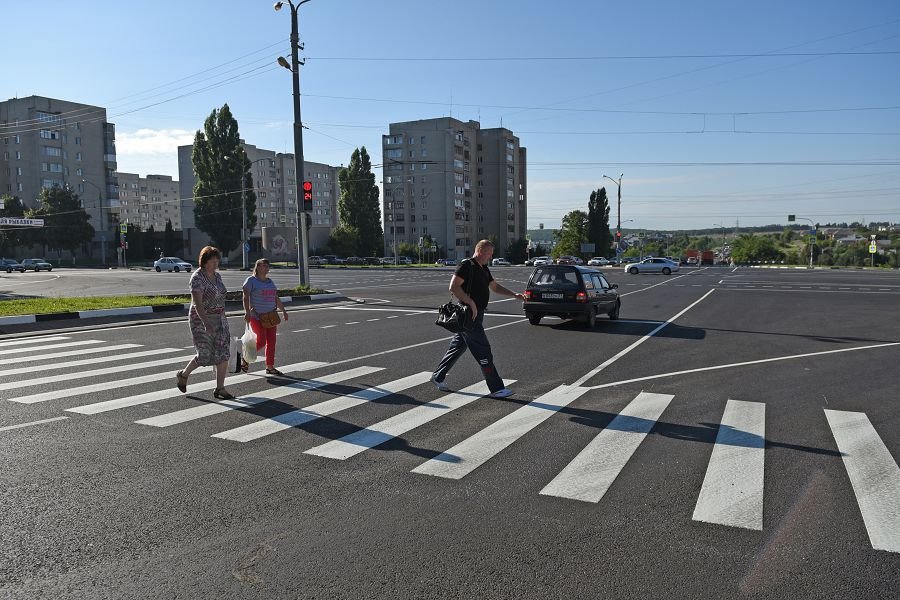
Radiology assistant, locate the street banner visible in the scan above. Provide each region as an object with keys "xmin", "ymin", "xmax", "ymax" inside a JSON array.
[{"xmin": 0, "ymin": 217, "xmax": 44, "ymax": 227}]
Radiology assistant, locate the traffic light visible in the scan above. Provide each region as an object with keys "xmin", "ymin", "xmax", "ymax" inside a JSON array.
[{"xmin": 302, "ymin": 181, "xmax": 313, "ymax": 212}]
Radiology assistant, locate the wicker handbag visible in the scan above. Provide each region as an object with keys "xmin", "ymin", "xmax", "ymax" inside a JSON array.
[{"xmin": 259, "ymin": 310, "xmax": 281, "ymax": 329}]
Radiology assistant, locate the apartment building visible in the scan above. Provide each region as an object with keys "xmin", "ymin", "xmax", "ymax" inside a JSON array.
[
  {"xmin": 116, "ymin": 173, "xmax": 181, "ymax": 231},
  {"xmin": 382, "ymin": 117, "xmax": 527, "ymax": 259},
  {"xmin": 177, "ymin": 141, "xmax": 340, "ymax": 250},
  {"xmin": 0, "ymin": 95, "xmax": 119, "ymax": 254}
]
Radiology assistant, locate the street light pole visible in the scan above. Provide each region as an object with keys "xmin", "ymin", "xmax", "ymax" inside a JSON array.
[
  {"xmin": 794, "ymin": 216, "xmax": 816, "ymax": 268},
  {"xmin": 713, "ymin": 223, "xmax": 726, "ymax": 264},
  {"xmin": 275, "ymin": 0, "xmax": 311, "ymax": 287},
  {"xmin": 603, "ymin": 174, "xmax": 623, "ymax": 259}
]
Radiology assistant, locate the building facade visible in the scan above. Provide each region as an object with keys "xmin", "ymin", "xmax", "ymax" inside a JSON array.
[
  {"xmin": 382, "ymin": 117, "xmax": 527, "ymax": 260},
  {"xmin": 0, "ymin": 95, "xmax": 119, "ymax": 255},
  {"xmin": 116, "ymin": 173, "xmax": 181, "ymax": 231},
  {"xmin": 177, "ymin": 141, "xmax": 340, "ymax": 252}
]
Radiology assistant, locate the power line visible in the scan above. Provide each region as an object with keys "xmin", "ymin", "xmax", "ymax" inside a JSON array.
[{"xmin": 306, "ymin": 50, "xmax": 900, "ymax": 61}]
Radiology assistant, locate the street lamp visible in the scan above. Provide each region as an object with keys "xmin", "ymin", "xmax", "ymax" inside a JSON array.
[
  {"xmin": 603, "ymin": 174, "xmax": 623, "ymax": 260},
  {"xmin": 790, "ymin": 215, "xmax": 816, "ymax": 268},
  {"xmin": 81, "ymin": 179, "xmax": 106, "ymax": 265},
  {"xmin": 225, "ymin": 155, "xmax": 270, "ymax": 270},
  {"xmin": 275, "ymin": 0, "xmax": 313, "ymax": 287}
]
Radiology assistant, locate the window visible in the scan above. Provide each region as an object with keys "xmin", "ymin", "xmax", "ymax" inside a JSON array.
[
  {"xmin": 43, "ymin": 146, "xmax": 62, "ymax": 157},
  {"xmin": 76, "ymin": 152, "xmax": 82, "ymax": 161},
  {"xmin": 37, "ymin": 111, "xmax": 61, "ymax": 123},
  {"xmin": 75, "ymin": 137, "xmax": 81, "ymax": 145},
  {"xmin": 16, "ymin": 167, "xmax": 22, "ymax": 176},
  {"xmin": 40, "ymin": 130, "xmax": 60, "ymax": 140},
  {"xmin": 17, "ymin": 183, "xmax": 23, "ymax": 192},
  {"xmin": 408, "ymin": 136, "xmax": 415, "ymax": 145},
  {"xmin": 384, "ymin": 135, "xmax": 403, "ymax": 145},
  {"xmin": 420, "ymin": 136, "xmax": 426, "ymax": 144},
  {"xmin": 385, "ymin": 148, "xmax": 402, "ymax": 159}
]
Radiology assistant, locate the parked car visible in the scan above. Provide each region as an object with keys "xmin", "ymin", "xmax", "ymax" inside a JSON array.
[
  {"xmin": 364, "ymin": 257, "xmax": 382, "ymax": 265},
  {"xmin": 397, "ymin": 256, "xmax": 413, "ymax": 265},
  {"xmin": 19, "ymin": 258, "xmax": 53, "ymax": 272},
  {"xmin": 308, "ymin": 255, "xmax": 327, "ymax": 266},
  {"xmin": 153, "ymin": 257, "xmax": 193, "ymax": 272},
  {"xmin": 524, "ymin": 265, "xmax": 621, "ymax": 328},
  {"xmin": 0, "ymin": 258, "xmax": 25, "ymax": 273},
  {"xmin": 587, "ymin": 257, "xmax": 609, "ymax": 266},
  {"xmin": 491, "ymin": 258, "xmax": 511, "ymax": 266},
  {"xmin": 323, "ymin": 255, "xmax": 345, "ymax": 265},
  {"xmin": 381, "ymin": 256, "xmax": 397, "ymax": 265},
  {"xmin": 531, "ymin": 256, "xmax": 553, "ymax": 266},
  {"xmin": 345, "ymin": 256, "xmax": 365, "ymax": 265},
  {"xmin": 554, "ymin": 255, "xmax": 577, "ymax": 265},
  {"xmin": 625, "ymin": 257, "xmax": 680, "ymax": 275},
  {"xmin": 435, "ymin": 258, "xmax": 457, "ymax": 266}
]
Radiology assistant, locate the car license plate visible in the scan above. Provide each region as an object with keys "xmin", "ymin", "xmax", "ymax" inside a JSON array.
[{"xmin": 542, "ymin": 293, "xmax": 563, "ymax": 299}]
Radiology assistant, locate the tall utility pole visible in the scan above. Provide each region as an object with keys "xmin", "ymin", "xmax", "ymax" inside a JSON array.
[
  {"xmin": 603, "ymin": 174, "xmax": 623, "ymax": 259},
  {"xmin": 275, "ymin": 0, "xmax": 312, "ymax": 286},
  {"xmin": 82, "ymin": 179, "xmax": 105, "ymax": 265}
]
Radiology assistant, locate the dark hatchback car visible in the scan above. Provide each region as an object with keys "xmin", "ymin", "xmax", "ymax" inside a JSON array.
[{"xmin": 523, "ymin": 265, "xmax": 620, "ymax": 327}]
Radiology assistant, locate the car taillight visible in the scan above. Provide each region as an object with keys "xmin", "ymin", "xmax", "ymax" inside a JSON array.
[
  {"xmin": 524, "ymin": 290, "xmax": 532, "ymax": 301},
  {"xmin": 575, "ymin": 291, "xmax": 587, "ymax": 302}
]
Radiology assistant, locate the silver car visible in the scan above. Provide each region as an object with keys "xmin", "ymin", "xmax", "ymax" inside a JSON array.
[
  {"xmin": 153, "ymin": 257, "xmax": 192, "ymax": 272},
  {"xmin": 20, "ymin": 258, "xmax": 53, "ymax": 272},
  {"xmin": 625, "ymin": 257, "xmax": 680, "ymax": 275}
]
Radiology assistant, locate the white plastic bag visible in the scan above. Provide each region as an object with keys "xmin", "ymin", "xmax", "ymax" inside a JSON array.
[{"xmin": 241, "ymin": 324, "xmax": 258, "ymax": 363}]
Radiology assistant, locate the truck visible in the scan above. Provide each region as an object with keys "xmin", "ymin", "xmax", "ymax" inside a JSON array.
[{"xmin": 684, "ymin": 250, "xmax": 715, "ymax": 265}]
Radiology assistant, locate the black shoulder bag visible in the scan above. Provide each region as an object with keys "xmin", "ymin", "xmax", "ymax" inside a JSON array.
[{"xmin": 435, "ymin": 259, "xmax": 475, "ymax": 333}]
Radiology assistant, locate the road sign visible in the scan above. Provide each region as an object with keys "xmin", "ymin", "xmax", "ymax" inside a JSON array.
[
  {"xmin": 244, "ymin": 242, "xmax": 251, "ymax": 253},
  {"xmin": 869, "ymin": 244, "xmax": 877, "ymax": 254},
  {"xmin": 809, "ymin": 230, "xmax": 816, "ymax": 236},
  {"xmin": 0, "ymin": 217, "xmax": 44, "ymax": 227},
  {"xmin": 120, "ymin": 223, "xmax": 127, "ymax": 234}
]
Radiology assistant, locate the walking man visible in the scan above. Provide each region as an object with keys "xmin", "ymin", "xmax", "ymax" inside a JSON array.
[{"xmin": 432, "ymin": 239, "xmax": 524, "ymax": 398}]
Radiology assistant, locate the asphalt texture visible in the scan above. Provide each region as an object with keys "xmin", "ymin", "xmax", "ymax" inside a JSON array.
[{"xmin": 1, "ymin": 265, "xmax": 899, "ymax": 599}]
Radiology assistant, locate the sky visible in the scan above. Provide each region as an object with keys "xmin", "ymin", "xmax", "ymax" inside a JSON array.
[{"xmin": 3, "ymin": 0, "xmax": 899, "ymax": 231}]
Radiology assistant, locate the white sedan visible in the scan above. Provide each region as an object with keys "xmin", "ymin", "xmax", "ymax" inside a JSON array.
[
  {"xmin": 491, "ymin": 258, "xmax": 511, "ymax": 266},
  {"xmin": 587, "ymin": 257, "xmax": 609, "ymax": 266},
  {"xmin": 625, "ymin": 258, "xmax": 680, "ymax": 275},
  {"xmin": 153, "ymin": 257, "xmax": 193, "ymax": 272}
]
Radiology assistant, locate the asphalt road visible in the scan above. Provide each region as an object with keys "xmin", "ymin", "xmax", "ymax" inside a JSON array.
[{"xmin": 1, "ymin": 266, "xmax": 899, "ymax": 599}]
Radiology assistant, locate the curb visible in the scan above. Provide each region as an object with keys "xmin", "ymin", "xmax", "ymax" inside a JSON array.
[{"xmin": 0, "ymin": 293, "xmax": 346, "ymax": 328}]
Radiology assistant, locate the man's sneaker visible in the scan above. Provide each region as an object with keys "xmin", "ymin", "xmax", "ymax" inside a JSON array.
[
  {"xmin": 490, "ymin": 388, "xmax": 514, "ymax": 399},
  {"xmin": 430, "ymin": 374, "xmax": 450, "ymax": 392}
]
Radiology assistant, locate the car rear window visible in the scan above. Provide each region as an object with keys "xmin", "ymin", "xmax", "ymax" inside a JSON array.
[{"xmin": 531, "ymin": 268, "xmax": 580, "ymax": 289}]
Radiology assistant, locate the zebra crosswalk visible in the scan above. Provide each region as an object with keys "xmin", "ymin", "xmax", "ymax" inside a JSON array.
[{"xmin": 1, "ymin": 334, "xmax": 898, "ymax": 553}]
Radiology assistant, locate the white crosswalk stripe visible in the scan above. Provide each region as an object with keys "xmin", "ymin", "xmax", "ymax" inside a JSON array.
[
  {"xmin": 136, "ymin": 366, "xmax": 384, "ymax": 428},
  {"xmin": 412, "ymin": 383, "xmax": 582, "ymax": 480},
  {"xmin": 0, "ymin": 348, "xmax": 168, "ymax": 378},
  {"xmin": 0, "ymin": 348, "xmax": 193, "ymax": 394},
  {"xmin": 692, "ymin": 399, "xmax": 766, "ymax": 530},
  {"xmin": 212, "ymin": 371, "xmax": 432, "ymax": 442},
  {"xmin": 0, "ymin": 336, "xmax": 71, "ymax": 348},
  {"xmin": 825, "ymin": 409, "xmax": 900, "ymax": 553},
  {"xmin": 304, "ymin": 380, "xmax": 507, "ymax": 461},
  {"xmin": 540, "ymin": 391, "xmax": 672, "ymax": 502},
  {"xmin": 0, "ymin": 339, "xmax": 104, "ymax": 358},
  {"xmin": 0, "ymin": 343, "xmax": 143, "ymax": 366},
  {"xmin": 67, "ymin": 360, "xmax": 329, "ymax": 415}
]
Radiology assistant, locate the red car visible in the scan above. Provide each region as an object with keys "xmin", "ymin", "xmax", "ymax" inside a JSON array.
[{"xmin": 554, "ymin": 255, "xmax": 578, "ymax": 265}]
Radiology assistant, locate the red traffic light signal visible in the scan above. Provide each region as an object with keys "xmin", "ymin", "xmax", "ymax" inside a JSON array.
[
  {"xmin": 616, "ymin": 231, "xmax": 621, "ymax": 238},
  {"xmin": 302, "ymin": 181, "xmax": 313, "ymax": 212}
]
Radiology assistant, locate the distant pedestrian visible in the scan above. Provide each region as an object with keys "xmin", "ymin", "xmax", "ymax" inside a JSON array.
[
  {"xmin": 241, "ymin": 258, "xmax": 289, "ymax": 375},
  {"xmin": 431, "ymin": 239, "xmax": 524, "ymax": 398},
  {"xmin": 175, "ymin": 246, "xmax": 235, "ymax": 400}
]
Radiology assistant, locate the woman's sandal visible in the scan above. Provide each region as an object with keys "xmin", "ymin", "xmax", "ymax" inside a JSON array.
[
  {"xmin": 240, "ymin": 358, "xmax": 249, "ymax": 373},
  {"xmin": 213, "ymin": 388, "xmax": 236, "ymax": 400},
  {"xmin": 175, "ymin": 370, "xmax": 188, "ymax": 393},
  {"xmin": 265, "ymin": 367, "xmax": 284, "ymax": 376}
]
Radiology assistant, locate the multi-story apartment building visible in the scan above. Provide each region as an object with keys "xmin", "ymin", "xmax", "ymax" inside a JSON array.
[
  {"xmin": 0, "ymin": 95, "xmax": 119, "ymax": 256},
  {"xmin": 177, "ymin": 141, "xmax": 340, "ymax": 251},
  {"xmin": 382, "ymin": 117, "xmax": 527, "ymax": 260},
  {"xmin": 116, "ymin": 173, "xmax": 181, "ymax": 231}
]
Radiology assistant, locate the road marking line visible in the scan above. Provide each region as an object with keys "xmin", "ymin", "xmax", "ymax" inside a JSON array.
[
  {"xmin": 387, "ymin": 316, "xmax": 400, "ymax": 319},
  {"xmin": 571, "ymin": 289, "xmax": 716, "ymax": 387},
  {"xmin": 825, "ymin": 409, "xmax": 900, "ymax": 553},
  {"xmin": 0, "ymin": 416, "xmax": 69, "ymax": 432},
  {"xmin": 692, "ymin": 400, "xmax": 765, "ymax": 530},
  {"xmin": 67, "ymin": 360, "xmax": 329, "ymax": 415},
  {"xmin": 345, "ymin": 322, "xmax": 360, "ymax": 325},
  {"xmin": 321, "ymin": 325, "xmax": 336, "ymax": 329},
  {"xmin": 0, "ymin": 352, "xmax": 190, "ymax": 392},
  {"xmin": 305, "ymin": 380, "xmax": 504, "ymax": 460},
  {"xmin": 540, "ymin": 392, "xmax": 672, "ymax": 502},
  {"xmin": 0, "ymin": 339, "xmax": 103, "ymax": 356},
  {"xmin": 212, "ymin": 371, "xmax": 431, "ymax": 442},
  {"xmin": 366, "ymin": 319, "xmax": 380, "ymax": 322},
  {"xmin": 412, "ymin": 383, "xmax": 582, "ymax": 480},
  {"xmin": 0, "ymin": 335, "xmax": 70, "ymax": 347},
  {"xmin": 0, "ymin": 343, "xmax": 142, "ymax": 366},
  {"xmin": 292, "ymin": 329, "xmax": 310, "ymax": 333},
  {"xmin": 137, "ymin": 366, "xmax": 384, "ymax": 427},
  {"xmin": 0, "ymin": 348, "xmax": 179, "ymax": 378},
  {"xmin": 584, "ymin": 341, "xmax": 900, "ymax": 390}
]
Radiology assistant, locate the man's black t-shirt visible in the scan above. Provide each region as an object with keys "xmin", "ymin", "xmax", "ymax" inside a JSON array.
[{"xmin": 455, "ymin": 258, "xmax": 494, "ymax": 311}]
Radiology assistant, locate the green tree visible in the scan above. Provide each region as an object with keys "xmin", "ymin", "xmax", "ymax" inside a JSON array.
[
  {"xmin": 163, "ymin": 219, "xmax": 179, "ymax": 256},
  {"xmin": 553, "ymin": 210, "xmax": 589, "ymax": 257},
  {"xmin": 27, "ymin": 186, "xmax": 94, "ymax": 259},
  {"xmin": 0, "ymin": 195, "xmax": 28, "ymax": 256},
  {"xmin": 327, "ymin": 225, "xmax": 358, "ymax": 257},
  {"xmin": 191, "ymin": 104, "xmax": 257, "ymax": 254},
  {"xmin": 338, "ymin": 147, "xmax": 383, "ymax": 256},
  {"xmin": 587, "ymin": 187, "xmax": 612, "ymax": 257},
  {"xmin": 505, "ymin": 237, "xmax": 529, "ymax": 264}
]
